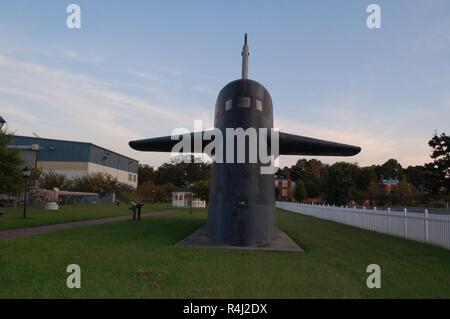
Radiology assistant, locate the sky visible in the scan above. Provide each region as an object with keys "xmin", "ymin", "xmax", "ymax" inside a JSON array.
[{"xmin": 1, "ymin": 0, "xmax": 449, "ymax": 169}]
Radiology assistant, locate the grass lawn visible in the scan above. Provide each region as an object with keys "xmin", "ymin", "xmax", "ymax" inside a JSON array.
[
  {"xmin": 0, "ymin": 208, "xmax": 449, "ymax": 298},
  {"xmin": 0, "ymin": 203, "xmax": 171, "ymax": 231}
]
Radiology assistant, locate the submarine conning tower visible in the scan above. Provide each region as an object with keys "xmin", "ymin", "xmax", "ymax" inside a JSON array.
[
  {"xmin": 127, "ymin": 33, "xmax": 361, "ymax": 248},
  {"xmin": 207, "ymin": 34, "xmax": 276, "ymax": 246}
]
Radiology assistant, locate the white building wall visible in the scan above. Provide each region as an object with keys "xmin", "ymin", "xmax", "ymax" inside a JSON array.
[
  {"xmin": 37, "ymin": 161, "xmax": 138, "ymax": 188},
  {"xmin": 42, "ymin": 169, "xmax": 90, "ymax": 180},
  {"xmin": 88, "ymin": 162, "xmax": 137, "ymax": 188}
]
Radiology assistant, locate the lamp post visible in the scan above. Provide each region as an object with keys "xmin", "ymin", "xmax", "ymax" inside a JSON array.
[
  {"xmin": 0, "ymin": 115, "xmax": 6, "ymax": 130},
  {"xmin": 22, "ymin": 167, "xmax": 31, "ymax": 219},
  {"xmin": 189, "ymin": 183, "xmax": 194, "ymax": 216},
  {"xmin": 189, "ymin": 192, "xmax": 192, "ymax": 215}
]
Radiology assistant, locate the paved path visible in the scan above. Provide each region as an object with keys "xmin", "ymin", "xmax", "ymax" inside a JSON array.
[{"xmin": 0, "ymin": 210, "xmax": 173, "ymax": 241}]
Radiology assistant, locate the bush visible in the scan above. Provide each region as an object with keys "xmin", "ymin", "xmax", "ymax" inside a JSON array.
[
  {"xmin": 71, "ymin": 172, "xmax": 118, "ymax": 197},
  {"xmin": 38, "ymin": 171, "xmax": 71, "ymax": 190},
  {"xmin": 137, "ymin": 181, "xmax": 156, "ymax": 202}
]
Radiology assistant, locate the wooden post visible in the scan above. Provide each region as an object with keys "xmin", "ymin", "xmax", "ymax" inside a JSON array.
[{"xmin": 424, "ymin": 209, "xmax": 429, "ymax": 243}]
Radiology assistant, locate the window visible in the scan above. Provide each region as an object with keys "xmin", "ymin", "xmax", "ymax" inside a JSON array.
[
  {"xmin": 128, "ymin": 173, "xmax": 132, "ymax": 181},
  {"xmin": 237, "ymin": 97, "xmax": 251, "ymax": 108},
  {"xmin": 133, "ymin": 174, "xmax": 137, "ymax": 182},
  {"xmin": 281, "ymin": 189, "xmax": 288, "ymax": 197},
  {"xmin": 256, "ymin": 99, "xmax": 263, "ymax": 111},
  {"xmin": 225, "ymin": 99, "xmax": 233, "ymax": 111},
  {"xmin": 282, "ymin": 180, "xmax": 288, "ymax": 187}
]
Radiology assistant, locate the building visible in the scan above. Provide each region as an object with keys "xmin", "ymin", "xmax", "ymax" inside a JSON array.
[
  {"xmin": 9, "ymin": 135, "xmax": 139, "ymax": 188},
  {"xmin": 379, "ymin": 178, "xmax": 400, "ymax": 193},
  {"xmin": 274, "ymin": 176, "xmax": 295, "ymax": 201},
  {"xmin": 172, "ymin": 189, "xmax": 206, "ymax": 208}
]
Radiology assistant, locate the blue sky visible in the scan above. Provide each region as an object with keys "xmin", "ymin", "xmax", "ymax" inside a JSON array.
[{"xmin": 1, "ymin": 0, "xmax": 449, "ymax": 168}]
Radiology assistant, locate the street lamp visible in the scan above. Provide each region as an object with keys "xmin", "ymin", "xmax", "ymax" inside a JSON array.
[
  {"xmin": 22, "ymin": 167, "xmax": 31, "ymax": 219},
  {"xmin": 0, "ymin": 115, "xmax": 5, "ymax": 130},
  {"xmin": 188, "ymin": 183, "xmax": 194, "ymax": 216}
]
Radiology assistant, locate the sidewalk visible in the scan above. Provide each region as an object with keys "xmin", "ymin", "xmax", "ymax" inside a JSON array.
[{"xmin": 0, "ymin": 210, "xmax": 172, "ymax": 241}]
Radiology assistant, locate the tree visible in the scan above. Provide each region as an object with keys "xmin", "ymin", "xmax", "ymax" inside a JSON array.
[
  {"xmin": 405, "ymin": 165, "xmax": 428, "ymax": 191},
  {"xmin": 355, "ymin": 166, "xmax": 377, "ymax": 191},
  {"xmin": 390, "ymin": 180, "xmax": 415, "ymax": 205},
  {"xmin": 137, "ymin": 181, "xmax": 156, "ymax": 202},
  {"xmin": 0, "ymin": 131, "xmax": 23, "ymax": 195},
  {"xmin": 423, "ymin": 163, "xmax": 442, "ymax": 194},
  {"xmin": 290, "ymin": 159, "xmax": 326, "ymax": 198},
  {"xmin": 352, "ymin": 166, "xmax": 377, "ymax": 203},
  {"xmin": 380, "ymin": 159, "xmax": 404, "ymax": 180},
  {"xmin": 293, "ymin": 180, "xmax": 307, "ymax": 202},
  {"xmin": 38, "ymin": 171, "xmax": 71, "ymax": 190},
  {"xmin": 115, "ymin": 182, "xmax": 135, "ymax": 202},
  {"xmin": 138, "ymin": 164, "xmax": 155, "ymax": 186},
  {"xmin": 323, "ymin": 162, "xmax": 357, "ymax": 205},
  {"xmin": 365, "ymin": 180, "xmax": 391, "ymax": 206},
  {"xmin": 153, "ymin": 156, "xmax": 211, "ymax": 186},
  {"xmin": 191, "ymin": 180, "xmax": 209, "ymax": 204},
  {"xmin": 71, "ymin": 172, "xmax": 118, "ymax": 197},
  {"xmin": 153, "ymin": 183, "xmax": 175, "ymax": 202},
  {"xmin": 154, "ymin": 162, "xmax": 185, "ymax": 186},
  {"xmin": 428, "ymin": 132, "xmax": 450, "ymax": 192},
  {"xmin": 70, "ymin": 172, "xmax": 135, "ymax": 199}
]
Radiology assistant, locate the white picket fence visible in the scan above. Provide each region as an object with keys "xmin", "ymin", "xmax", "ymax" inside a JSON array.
[{"xmin": 276, "ymin": 202, "xmax": 450, "ymax": 250}]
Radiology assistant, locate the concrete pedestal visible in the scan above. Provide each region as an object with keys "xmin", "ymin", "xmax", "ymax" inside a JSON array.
[{"xmin": 176, "ymin": 225, "xmax": 303, "ymax": 252}]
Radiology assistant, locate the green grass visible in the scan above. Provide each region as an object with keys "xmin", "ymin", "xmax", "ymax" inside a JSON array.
[
  {"xmin": 0, "ymin": 203, "xmax": 171, "ymax": 230},
  {"xmin": 0, "ymin": 208, "xmax": 449, "ymax": 298}
]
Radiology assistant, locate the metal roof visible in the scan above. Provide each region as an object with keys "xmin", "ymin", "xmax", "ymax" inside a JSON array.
[{"xmin": 9, "ymin": 135, "xmax": 139, "ymax": 173}]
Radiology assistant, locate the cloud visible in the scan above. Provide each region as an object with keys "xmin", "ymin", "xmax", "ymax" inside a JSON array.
[
  {"xmin": 38, "ymin": 48, "xmax": 105, "ymax": 65},
  {"xmin": 190, "ymin": 85, "xmax": 214, "ymax": 94},
  {"xmin": 274, "ymin": 116, "xmax": 430, "ymax": 168},
  {"xmin": 1, "ymin": 104, "xmax": 38, "ymax": 126},
  {"xmin": 63, "ymin": 49, "xmax": 78, "ymax": 59},
  {"xmin": 0, "ymin": 51, "xmax": 435, "ymax": 169},
  {"xmin": 0, "ymin": 52, "xmax": 206, "ymax": 167},
  {"xmin": 128, "ymin": 69, "xmax": 162, "ymax": 82},
  {"xmin": 92, "ymin": 57, "xmax": 104, "ymax": 64},
  {"xmin": 127, "ymin": 68, "xmax": 184, "ymax": 87}
]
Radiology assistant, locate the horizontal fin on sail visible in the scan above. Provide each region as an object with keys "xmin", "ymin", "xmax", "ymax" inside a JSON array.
[
  {"xmin": 129, "ymin": 130, "xmax": 361, "ymax": 157},
  {"xmin": 278, "ymin": 132, "xmax": 361, "ymax": 156},
  {"xmin": 129, "ymin": 131, "xmax": 214, "ymax": 152}
]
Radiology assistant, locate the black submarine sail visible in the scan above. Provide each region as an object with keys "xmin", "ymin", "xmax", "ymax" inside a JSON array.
[{"xmin": 129, "ymin": 34, "xmax": 360, "ymax": 247}]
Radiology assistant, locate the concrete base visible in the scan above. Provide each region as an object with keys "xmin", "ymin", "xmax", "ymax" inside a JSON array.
[{"xmin": 176, "ymin": 226, "xmax": 303, "ymax": 252}]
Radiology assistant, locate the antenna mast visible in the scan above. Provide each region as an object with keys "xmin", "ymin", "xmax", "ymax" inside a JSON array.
[{"xmin": 241, "ymin": 33, "xmax": 249, "ymax": 79}]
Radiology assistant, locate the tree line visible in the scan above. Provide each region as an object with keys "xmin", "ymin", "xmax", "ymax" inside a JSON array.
[
  {"xmin": 137, "ymin": 156, "xmax": 210, "ymax": 203},
  {"xmin": 289, "ymin": 132, "xmax": 449, "ymax": 208},
  {"xmin": 1, "ymin": 130, "xmax": 448, "ymax": 207}
]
